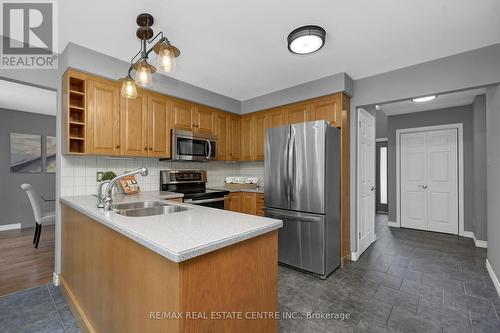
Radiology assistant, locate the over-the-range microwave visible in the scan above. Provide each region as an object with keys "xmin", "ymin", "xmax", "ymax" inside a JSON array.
[{"xmin": 165, "ymin": 129, "xmax": 216, "ymax": 161}]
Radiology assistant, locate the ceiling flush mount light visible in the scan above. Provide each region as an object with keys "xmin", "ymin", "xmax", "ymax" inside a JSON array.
[
  {"xmin": 287, "ymin": 25, "xmax": 326, "ymax": 55},
  {"xmin": 412, "ymin": 95, "xmax": 437, "ymax": 103},
  {"xmin": 120, "ymin": 13, "xmax": 181, "ymax": 98}
]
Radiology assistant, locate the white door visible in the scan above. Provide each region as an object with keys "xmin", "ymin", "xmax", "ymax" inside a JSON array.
[
  {"xmin": 357, "ymin": 109, "xmax": 376, "ymax": 256},
  {"xmin": 400, "ymin": 129, "xmax": 458, "ymax": 234}
]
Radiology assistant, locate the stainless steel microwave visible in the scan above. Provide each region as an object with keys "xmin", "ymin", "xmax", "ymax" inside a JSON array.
[{"xmin": 170, "ymin": 129, "xmax": 216, "ymax": 161}]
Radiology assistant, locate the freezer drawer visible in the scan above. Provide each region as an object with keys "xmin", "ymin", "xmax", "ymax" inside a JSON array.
[{"xmin": 265, "ymin": 208, "xmax": 326, "ymax": 276}]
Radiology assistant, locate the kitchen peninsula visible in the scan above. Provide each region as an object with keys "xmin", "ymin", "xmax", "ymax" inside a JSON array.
[{"xmin": 60, "ymin": 192, "xmax": 282, "ymax": 333}]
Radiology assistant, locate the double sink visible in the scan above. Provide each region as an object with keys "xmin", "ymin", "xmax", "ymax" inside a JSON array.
[{"xmin": 113, "ymin": 201, "xmax": 190, "ymax": 217}]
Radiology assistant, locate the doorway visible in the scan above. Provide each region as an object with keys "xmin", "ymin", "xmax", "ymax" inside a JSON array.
[
  {"xmin": 397, "ymin": 124, "xmax": 463, "ymax": 235},
  {"xmin": 376, "ymin": 140, "xmax": 388, "ymax": 214},
  {"xmin": 356, "ymin": 108, "xmax": 376, "ymax": 259}
]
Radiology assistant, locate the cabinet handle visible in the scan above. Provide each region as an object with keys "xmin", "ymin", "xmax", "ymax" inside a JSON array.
[
  {"xmin": 116, "ymin": 145, "xmax": 120, "ymax": 149},
  {"xmin": 149, "ymin": 147, "xmax": 152, "ymax": 151},
  {"xmin": 144, "ymin": 147, "xmax": 148, "ymax": 151}
]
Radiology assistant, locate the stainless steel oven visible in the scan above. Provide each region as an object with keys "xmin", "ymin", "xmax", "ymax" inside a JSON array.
[
  {"xmin": 160, "ymin": 170, "xmax": 229, "ymax": 210},
  {"xmin": 170, "ymin": 130, "xmax": 216, "ymax": 161}
]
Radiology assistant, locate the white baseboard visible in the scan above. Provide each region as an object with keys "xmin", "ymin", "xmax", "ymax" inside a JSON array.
[
  {"xmin": 387, "ymin": 221, "xmax": 399, "ymax": 228},
  {"xmin": 486, "ymin": 259, "xmax": 500, "ymax": 297},
  {"xmin": 350, "ymin": 251, "xmax": 359, "ymax": 261},
  {"xmin": 462, "ymin": 231, "xmax": 474, "ymax": 238},
  {"xmin": 53, "ymin": 272, "xmax": 60, "ymax": 286},
  {"xmin": 0, "ymin": 223, "xmax": 21, "ymax": 231},
  {"xmin": 473, "ymin": 233, "xmax": 488, "ymax": 248}
]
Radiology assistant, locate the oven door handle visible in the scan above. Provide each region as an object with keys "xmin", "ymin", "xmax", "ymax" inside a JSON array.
[{"xmin": 184, "ymin": 197, "xmax": 225, "ymax": 204}]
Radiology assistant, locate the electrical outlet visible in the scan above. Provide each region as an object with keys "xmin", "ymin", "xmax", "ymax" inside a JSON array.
[{"xmin": 96, "ymin": 171, "xmax": 104, "ymax": 182}]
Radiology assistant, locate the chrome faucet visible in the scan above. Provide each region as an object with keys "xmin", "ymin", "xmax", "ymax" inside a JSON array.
[
  {"xmin": 96, "ymin": 180, "xmax": 111, "ymax": 208},
  {"xmin": 102, "ymin": 167, "xmax": 149, "ymax": 211}
]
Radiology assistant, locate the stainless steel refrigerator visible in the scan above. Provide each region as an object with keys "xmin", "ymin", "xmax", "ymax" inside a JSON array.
[{"xmin": 264, "ymin": 120, "xmax": 340, "ymax": 279}]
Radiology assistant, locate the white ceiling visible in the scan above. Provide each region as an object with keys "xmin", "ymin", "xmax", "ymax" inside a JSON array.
[
  {"xmin": 0, "ymin": 80, "xmax": 56, "ymax": 116},
  {"xmin": 378, "ymin": 88, "xmax": 486, "ymax": 116},
  {"xmin": 59, "ymin": 0, "xmax": 500, "ymax": 101}
]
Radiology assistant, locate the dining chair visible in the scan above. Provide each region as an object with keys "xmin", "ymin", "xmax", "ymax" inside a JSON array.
[{"xmin": 20, "ymin": 184, "xmax": 55, "ymax": 248}]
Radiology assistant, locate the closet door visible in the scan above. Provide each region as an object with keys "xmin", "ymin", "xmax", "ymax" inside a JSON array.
[
  {"xmin": 400, "ymin": 129, "xmax": 459, "ymax": 234},
  {"xmin": 426, "ymin": 129, "xmax": 458, "ymax": 234},
  {"xmin": 400, "ymin": 132, "xmax": 428, "ymax": 231}
]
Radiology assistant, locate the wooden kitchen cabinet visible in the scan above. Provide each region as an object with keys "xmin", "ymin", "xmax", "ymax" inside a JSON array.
[
  {"xmin": 120, "ymin": 91, "xmax": 148, "ymax": 157},
  {"xmin": 229, "ymin": 116, "xmax": 241, "ymax": 160},
  {"xmin": 215, "ymin": 112, "xmax": 229, "ymax": 160},
  {"xmin": 147, "ymin": 93, "xmax": 171, "ymax": 157},
  {"xmin": 311, "ymin": 94, "xmax": 341, "ymax": 128},
  {"xmin": 171, "ymin": 98, "xmax": 195, "ymax": 131},
  {"xmin": 252, "ymin": 112, "xmax": 268, "ymax": 161},
  {"xmin": 195, "ymin": 105, "xmax": 216, "ymax": 134},
  {"xmin": 267, "ymin": 107, "xmax": 286, "ymax": 128},
  {"xmin": 227, "ymin": 192, "xmax": 264, "ymax": 216},
  {"xmin": 227, "ymin": 192, "xmax": 242, "ymax": 212},
  {"xmin": 86, "ymin": 79, "xmax": 121, "ymax": 156},
  {"xmin": 284, "ymin": 102, "xmax": 311, "ymax": 124},
  {"xmin": 241, "ymin": 115, "xmax": 254, "ymax": 160}
]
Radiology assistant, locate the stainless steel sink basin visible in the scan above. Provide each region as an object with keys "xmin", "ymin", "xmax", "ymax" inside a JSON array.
[
  {"xmin": 113, "ymin": 201, "xmax": 190, "ymax": 217},
  {"xmin": 113, "ymin": 201, "xmax": 168, "ymax": 210}
]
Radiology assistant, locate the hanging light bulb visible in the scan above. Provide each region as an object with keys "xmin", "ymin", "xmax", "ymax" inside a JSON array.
[
  {"xmin": 156, "ymin": 44, "xmax": 176, "ymax": 73},
  {"xmin": 120, "ymin": 75, "xmax": 137, "ymax": 99},
  {"xmin": 134, "ymin": 59, "xmax": 155, "ymax": 87}
]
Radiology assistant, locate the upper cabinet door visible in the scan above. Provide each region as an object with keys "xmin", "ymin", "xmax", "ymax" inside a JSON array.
[
  {"xmin": 240, "ymin": 115, "xmax": 254, "ymax": 161},
  {"xmin": 120, "ymin": 92, "xmax": 148, "ymax": 157},
  {"xmin": 148, "ymin": 94, "xmax": 171, "ymax": 158},
  {"xmin": 268, "ymin": 108, "xmax": 285, "ymax": 129},
  {"xmin": 311, "ymin": 94, "xmax": 341, "ymax": 127},
  {"xmin": 196, "ymin": 105, "xmax": 215, "ymax": 134},
  {"xmin": 215, "ymin": 112, "xmax": 229, "ymax": 160},
  {"xmin": 252, "ymin": 112, "xmax": 268, "ymax": 161},
  {"xmin": 285, "ymin": 103, "xmax": 311, "ymax": 124},
  {"xmin": 229, "ymin": 116, "xmax": 241, "ymax": 160},
  {"xmin": 86, "ymin": 80, "xmax": 120, "ymax": 155},
  {"xmin": 172, "ymin": 99, "xmax": 195, "ymax": 131}
]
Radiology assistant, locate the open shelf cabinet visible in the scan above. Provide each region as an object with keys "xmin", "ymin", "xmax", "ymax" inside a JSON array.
[{"xmin": 63, "ymin": 71, "xmax": 87, "ymax": 154}]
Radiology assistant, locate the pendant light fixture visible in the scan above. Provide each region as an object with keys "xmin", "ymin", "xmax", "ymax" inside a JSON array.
[{"xmin": 120, "ymin": 13, "xmax": 181, "ymax": 98}]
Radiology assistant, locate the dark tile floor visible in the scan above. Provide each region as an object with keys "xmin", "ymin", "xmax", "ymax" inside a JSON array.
[
  {"xmin": 0, "ymin": 284, "xmax": 80, "ymax": 333},
  {"xmin": 279, "ymin": 215, "xmax": 500, "ymax": 332},
  {"xmin": 2, "ymin": 215, "xmax": 499, "ymax": 332}
]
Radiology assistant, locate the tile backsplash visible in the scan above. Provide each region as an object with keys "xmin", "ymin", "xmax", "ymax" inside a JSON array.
[{"xmin": 60, "ymin": 156, "xmax": 264, "ymax": 197}]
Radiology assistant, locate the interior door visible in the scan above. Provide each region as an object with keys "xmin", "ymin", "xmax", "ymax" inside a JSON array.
[
  {"xmin": 357, "ymin": 109, "xmax": 376, "ymax": 256},
  {"xmin": 400, "ymin": 129, "xmax": 459, "ymax": 234},
  {"xmin": 400, "ymin": 132, "xmax": 428, "ymax": 230},
  {"xmin": 376, "ymin": 141, "xmax": 388, "ymax": 213}
]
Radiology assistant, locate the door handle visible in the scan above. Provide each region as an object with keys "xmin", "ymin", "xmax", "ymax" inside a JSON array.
[
  {"xmin": 370, "ymin": 186, "xmax": 376, "ymax": 192},
  {"xmin": 417, "ymin": 185, "xmax": 428, "ymax": 189}
]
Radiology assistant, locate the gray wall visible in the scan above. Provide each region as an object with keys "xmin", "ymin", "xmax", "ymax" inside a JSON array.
[
  {"xmin": 0, "ymin": 108, "xmax": 56, "ymax": 228},
  {"xmin": 472, "ymin": 95, "xmax": 487, "ymax": 241},
  {"xmin": 240, "ymin": 72, "xmax": 353, "ymax": 113},
  {"xmin": 387, "ymin": 105, "xmax": 474, "ymax": 234},
  {"xmin": 349, "ymin": 43, "xmax": 500, "ymax": 253},
  {"xmin": 63, "ymin": 43, "xmax": 241, "ymax": 113},
  {"xmin": 376, "ymin": 111, "xmax": 388, "ymax": 139},
  {"xmin": 486, "ymin": 85, "xmax": 500, "ymax": 283}
]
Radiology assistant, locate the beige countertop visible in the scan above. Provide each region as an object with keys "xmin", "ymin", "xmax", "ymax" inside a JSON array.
[{"xmin": 60, "ymin": 191, "xmax": 281, "ymax": 263}]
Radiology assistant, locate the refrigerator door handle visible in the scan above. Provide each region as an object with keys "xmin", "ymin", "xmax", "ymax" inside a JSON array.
[
  {"xmin": 284, "ymin": 128, "xmax": 291, "ymax": 204},
  {"xmin": 290, "ymin": 133, "xmax": 297, "ymax": 202},
  {"xmin": 265, "ymin": 208, "xmax": 323, "ymax": 222},
  {"xmin": 287, "ymin": 126, "xmax": 295, "ymax": 204}
]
